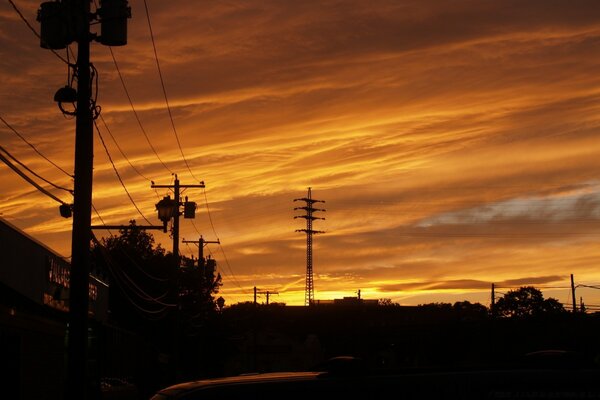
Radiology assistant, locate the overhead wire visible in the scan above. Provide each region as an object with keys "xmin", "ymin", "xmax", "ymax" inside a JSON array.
[
  {"xmin": 106, "ymin": 47, "xmax": 174, "ymax": 174},
  {"xmin": 0, "ymin": 115, "xmax": 73, "ymax": 177},
  {"xmin": 0, "ymin": 150, "xmax": 69, "ymax": 205},
  {"xmin": 142, "ymin": 0, "xmax": 200, "ymax": 182},
  {"xmin": 98, "ymin": 114, "xmax": 153, "ymax": 182},
  {"xmin": 94, "ymin": 120, "xmax": 152, "ymax": 225},
  {"xmin": 201, "ymin": 187, "xmax": 248, "ymax": 294},
  {"xmin": 91, "ymin": 229, "xmax": 174, "ymax": 304},
  {"xmin": 92, "ymin": 233, "xmax": 172, "ymax": 319},
  {"xmin": 6, "ymin": 0, "xmax": 70, "ymax": 64},
  {"xmin": 0, "ymin": 145, "xmax": 73, "ymax": 193}
]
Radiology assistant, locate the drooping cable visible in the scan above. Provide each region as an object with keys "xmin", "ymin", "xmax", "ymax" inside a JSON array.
[
  {"xmin": 94, "ymin": 120, "xmax": 152, "ymax": 225},
  {"xmin": 201, "ymin": 187, "xmax": 248, "ymax": 294},
  {"xmin": 142, "ymin": 0, "xmax": 199, "ymax": 182},
  {"xmin": 99, "ymin": 114, "xmax": 152, "ymax": 182},
  {"xmin": 107, "ymin": 47, "xmax": 174, "ymax": 174},
  {"xmin": 0, "ymin": 150, "xmax": 69, "ymax": 205},
  {"xmin": 92, "ymin": 231, "xmax": 174, "ymax": 305},
  {"xmin": 92, "ymin": 203, "xmax": 114, "ymax": 237},
  {"xmin": 0, "ymin": 145, "xmax": 73, "ymax": 193},
  {"xmin": 92, "ymin": 233, "xmax": 172, "ymax": 319},
  {"xmin": 6, "ymin": 0, "xmax": 69, "ymax": 64},
  {"xmin": 0, "ymin": 115, "xmax": 73, "ymax": 177}
]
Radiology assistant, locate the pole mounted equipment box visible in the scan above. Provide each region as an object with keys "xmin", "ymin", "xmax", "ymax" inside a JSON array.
[
  {"xmin": 98, "ymin": 0, "xmax": 131, "ymax": 46},
  {"xmin": 37, "ymin": 2, "xmax": 72, "ymax": 49},
  {"xmin": 183, "ymin": 201, "xmax": 196, "ymax": 219}
]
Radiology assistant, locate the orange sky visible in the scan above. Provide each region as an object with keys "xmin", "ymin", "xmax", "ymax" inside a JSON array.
[{"xmin": 1, "ymin": 0, "xmax": 600, "ymax": 307}]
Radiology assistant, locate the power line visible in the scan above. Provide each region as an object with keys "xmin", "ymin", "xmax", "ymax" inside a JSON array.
[
  {"xmin": 106, "ymin": 47, "xmax": 174, "ymax": 174},
  {"xmin": 94, "ymin": 120, "xmax": 152, "ymax": 225},
  {"xmin": 0, "ymin": 115, "xmax": 72, "ymax": 177},
  {"xmin": 98, "ymin": 114, "xmax": 153, "ymax": 182},
  {"xmin": 92, "ymin": 234, "xmax": 172, "ymax": 319},
  {"xmin": 6, "ymin": 0, "xmax": 70, "ymax": 64},
  {"xmin": 0, "ymin": 145, "xmax": 73, "ymax": 194},
  {"xmin": 142, "ymin": 0, "xmax": 199, "ymax": 182},
  {"xmin": 0, "ymin": 149, "xmax": 69, "ymax": 205},
  {"xmin": 201, "ymin": 187, "xmax": 248, "ymax": 294}
]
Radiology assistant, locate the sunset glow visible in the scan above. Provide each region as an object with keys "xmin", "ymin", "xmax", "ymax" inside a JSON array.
[{"xmin": 2, "ymin": 0, "xmax": 600, "ymax": 307}]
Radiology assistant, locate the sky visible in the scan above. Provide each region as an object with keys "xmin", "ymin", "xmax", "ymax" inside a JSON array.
[{"xmin": 1, "ymin": 0, "xmax": 600, "ymax": 308}]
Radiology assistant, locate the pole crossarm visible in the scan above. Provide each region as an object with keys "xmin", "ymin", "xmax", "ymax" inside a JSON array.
[
  {"xmin": 91, "ymin": 225, "xmax": 165, "ymax": 230},
  {"xmin": 182, "ymin": 236, "xmax": 220, "ymax": 263},
  {"xmin": 151, "ymin": 183, "xmax": 205, "ymax": 189}
]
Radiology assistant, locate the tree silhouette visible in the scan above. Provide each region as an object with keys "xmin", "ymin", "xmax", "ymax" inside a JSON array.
[{"xmin": 495, "ymin": 286, "xmax": 565, "ymax": 318}]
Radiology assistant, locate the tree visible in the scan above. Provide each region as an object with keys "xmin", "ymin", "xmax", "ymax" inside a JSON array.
[
  {"xmin": 378, "ymin": 298, "xmax": 399, "ymax": 307},
  {"xmin": 495, "ymin": 286, "xmax": 566, "ymax": 318},
  {"xmin": 453, "ymin": 301, "xmax": 488, "ymax": 320},
  {"xmin": 91, "ymin": 220, "xmax": 222, "ymax": 331}
]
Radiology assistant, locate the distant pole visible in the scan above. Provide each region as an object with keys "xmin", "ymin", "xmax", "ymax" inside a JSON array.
[
  {"xmin": 254, "ymin": 286, "xmax": 257, "ymax": 305},
  {"xmin": 294, "ymin": 188, "xmax": 325, "ymax": 306},
  {"xmin": 182, "ymin": 236, "xmax": 220, "ymax": 267},
  {"xmin": 491, "ymin": 283, "xmax": 496, "ymax": 317},
  {"xmin": 151, "ymin": 176, "xmax": 205, "ymax": 263},
  {"xmin": 571, "ymin": 274, "xmax": 577, "ymax": 313},
  {"xmin": 173, "ymin": 176, "xmax": 180, "ymax": 262}
]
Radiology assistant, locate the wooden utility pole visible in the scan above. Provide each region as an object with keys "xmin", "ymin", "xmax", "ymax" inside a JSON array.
[
  {"xmin": 490, "ymin": 283, "xmax": 496, "ymax": 317},
  {"xmin": 254, "ymin": 288, "xmax": 279, "ymax": 305},
  {"xmin": 38, "ymin": 0, "xmax": 130, "ymax": 396},
  {"xmin": 151, "ymin": 175, "xmax": 205, "ymax": 262},
  {"xmin": 571, "ymin": 274, "xmax": 577, "ymax": 313},
  {"xmin": 182, "ymin": 236, "xmax": 220, "ymax": 265},
  {"xmin": 67, "ymin": 1, "xmax": 93, "ymax": 398}
]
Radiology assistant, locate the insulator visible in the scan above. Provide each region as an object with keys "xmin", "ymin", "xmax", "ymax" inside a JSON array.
[
  {"xmin": 98, "ymin": 0, "xmax": 131, "ymax": 46},
  {"xmin": 37, "ymin": 2, "xmax": 70, "ymax": 49}
]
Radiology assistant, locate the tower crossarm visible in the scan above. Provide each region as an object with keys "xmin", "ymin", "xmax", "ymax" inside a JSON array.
[
  {"xmin": 294, "ymin": 206, "xmax": 326, "ymax": 212},
  {"xmin": 294, "ymin": 215, "xmax": 325, "ymax": 221},
  {"xmin": 295, "ymin": 229, "xmax": 325, "ymax": 234},
  {"xmin": 294, "ymin": 197, "xmax": 325, "ymax": 204}
]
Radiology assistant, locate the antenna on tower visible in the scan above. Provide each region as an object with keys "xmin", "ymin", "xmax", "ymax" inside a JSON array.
[{"xmin": 294, "ymin": 187, "xmax": 325, "ymax": 306}]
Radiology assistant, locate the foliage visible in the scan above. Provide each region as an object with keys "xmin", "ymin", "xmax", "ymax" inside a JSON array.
[
  {"xmin": 495, "ymin": 286, "xmax": 566, "ymax": 318},
  {"xmin": 453, "ymin": 301, "xmax": 488, "ymax": 319},
  {"xmin": 91, "ymin": 220, "xmax": 222, "ymax": 334},
  {"xmin": 378, "ymin": 298, "xmax": 400, "ymax": 307}
]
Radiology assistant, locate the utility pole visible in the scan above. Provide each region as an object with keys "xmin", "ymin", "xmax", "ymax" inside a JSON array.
[
  {"xmin": 571, "ymin": 274, "xmax": 577, "ymax": 313},
  {"xmin": 490, "ymin": 283, "xmax": 496, "ymax": 317},
  {"xmin": 152, "ymin": 175, "xmax": 205, "ymax": 263},
  {"xmin": 294, "ymin": 188, "xmax": 325, "ymax": 306},
  {"xmin": 254, "ymin": 288, "xmax": 279, "ymax": 305},
  {"xmin": 67, "ymin": 1, "xmax": 93, "ymax": 397},
  {"xmin": 152, "ymin": 175, "xmax": 203, "ymax": 380},
  {"xmin": 182, "ymin": 236, "xmax": 220, "ymax": 266},
  {"xmin": 38, "ymin": 1, "xmax": 130, "ymax": 396}
]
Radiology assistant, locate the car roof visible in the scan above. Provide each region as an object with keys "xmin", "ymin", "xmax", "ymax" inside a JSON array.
[{"xmin": 156, "ymin": 372, "xmax": 323, "ymax": 397}]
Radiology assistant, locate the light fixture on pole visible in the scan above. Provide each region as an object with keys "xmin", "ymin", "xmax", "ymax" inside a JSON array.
[{"xmin": 155, "ymin": 195, "xmax": 178, "ymax": 233}]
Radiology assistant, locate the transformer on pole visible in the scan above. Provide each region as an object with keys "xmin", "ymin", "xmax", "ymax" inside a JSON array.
[{"xmin": 294, "ymin": 188, "xmax": 325, "ymax": 306}]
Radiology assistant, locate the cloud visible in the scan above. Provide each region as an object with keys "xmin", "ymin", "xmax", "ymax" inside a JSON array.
[{"xmin": 2, "ymin": 0, "xmax": 600, "ymax": 305}]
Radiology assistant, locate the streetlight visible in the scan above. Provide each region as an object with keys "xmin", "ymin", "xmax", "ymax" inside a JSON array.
[{"xmin": 155, "ymin": 195, "xmax": 178, "ymax": 233}]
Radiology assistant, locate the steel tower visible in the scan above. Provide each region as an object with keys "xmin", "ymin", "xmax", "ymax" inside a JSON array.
[{"xmin": 294, "ymin": 188, "xmax": 325, "ymax": 306}]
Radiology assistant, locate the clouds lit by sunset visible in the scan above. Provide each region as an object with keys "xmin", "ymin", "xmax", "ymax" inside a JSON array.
[{"xmin": 2, "ymin": 0, "xmax": 600, "ymax": 306}]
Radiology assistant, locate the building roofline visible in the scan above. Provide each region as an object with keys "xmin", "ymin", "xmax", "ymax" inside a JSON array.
[{"xmin": 0, "ymin": 217, "xmax": 70, "ymax": 262}]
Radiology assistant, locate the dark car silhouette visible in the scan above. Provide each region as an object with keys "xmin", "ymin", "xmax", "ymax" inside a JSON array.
[{"xmin": 151, "ymin": 354, "xmax": 600, "ymax": 400}]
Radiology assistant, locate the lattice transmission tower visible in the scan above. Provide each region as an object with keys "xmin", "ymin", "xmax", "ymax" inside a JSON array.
[{"xmin": 294, "ymin": 188, "xmax": 325, "ymax": 306}]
